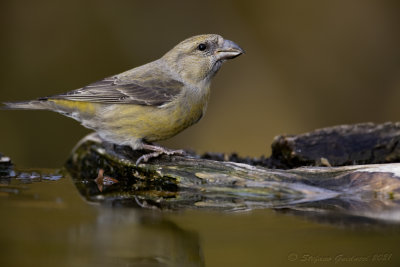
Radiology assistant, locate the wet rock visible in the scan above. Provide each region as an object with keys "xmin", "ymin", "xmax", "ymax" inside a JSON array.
[
  {"xmin": 65, "ymin": 134, "xmax": 400, "ymax": 219},
  {"xmin": 0, "ymin": 153, "xmax": 14, "ymax": 177}
]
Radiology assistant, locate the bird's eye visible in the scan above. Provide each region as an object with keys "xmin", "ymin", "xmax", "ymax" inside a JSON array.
[{"xmin": 198, "ymin": 43, "xmax": 207, "ymax": 51}]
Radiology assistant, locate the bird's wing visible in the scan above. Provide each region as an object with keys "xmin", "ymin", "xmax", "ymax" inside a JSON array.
[{"xmin": 45, "ymin": 72, "xmax": 184, "ymax": 106}]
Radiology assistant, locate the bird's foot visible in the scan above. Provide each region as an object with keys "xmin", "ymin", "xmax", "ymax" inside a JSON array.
[{"xmin": 135, "ymin": 144, "xmax": 186, "ymax": 165}]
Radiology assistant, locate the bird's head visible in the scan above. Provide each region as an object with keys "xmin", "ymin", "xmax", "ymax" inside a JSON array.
[{"xmin": 162, "ymin": 34, "xmax": 244, "ymax": 85}]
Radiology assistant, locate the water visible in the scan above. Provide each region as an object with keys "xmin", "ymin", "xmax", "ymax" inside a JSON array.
[{"xmin": 1, "ymin": 169, "xmax": 399, "ymax": 267}]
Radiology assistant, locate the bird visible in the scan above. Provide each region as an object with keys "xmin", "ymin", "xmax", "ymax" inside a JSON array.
[{"xmin": 3, "ymin": 34, "xmax": 244, "ymax": 164}]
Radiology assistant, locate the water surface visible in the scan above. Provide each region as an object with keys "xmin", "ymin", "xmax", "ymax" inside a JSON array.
[{"xmin": 1, "ymin": 170, "xmax": 399, "ymax": 267}]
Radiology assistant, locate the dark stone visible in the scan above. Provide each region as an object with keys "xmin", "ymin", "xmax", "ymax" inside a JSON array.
[{"xmin": 269, "ymin": 122, "xmax": 400, "ymax": 168}]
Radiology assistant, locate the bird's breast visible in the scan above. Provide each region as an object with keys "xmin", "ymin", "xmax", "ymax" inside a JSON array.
[
  {"xmin": 102, "ymin": 85, "xmax": 211, "ymax": 143},
  {"xmin": 152, "ymin": 85, "xmax": 211, "ymax": 140}
]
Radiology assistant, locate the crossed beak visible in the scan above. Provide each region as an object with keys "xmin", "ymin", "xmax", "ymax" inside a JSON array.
[{"xmin": 216, "ymin": 39, "xmax": 245, "ymax": 61}]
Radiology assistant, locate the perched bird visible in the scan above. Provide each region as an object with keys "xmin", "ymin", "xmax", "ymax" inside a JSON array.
[{"xmin": 4, "ymin": 34, "xmax": 244, "ymax": 164}]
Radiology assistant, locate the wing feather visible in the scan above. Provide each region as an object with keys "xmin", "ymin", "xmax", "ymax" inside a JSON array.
[{"xmin": 44, "ymin": 70, "xmax": 184, "ymax": 106}]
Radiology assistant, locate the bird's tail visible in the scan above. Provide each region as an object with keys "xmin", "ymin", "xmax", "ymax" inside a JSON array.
[{"xmin": 2, "ymin": 100, "xmax": 49, "ymax": 110}]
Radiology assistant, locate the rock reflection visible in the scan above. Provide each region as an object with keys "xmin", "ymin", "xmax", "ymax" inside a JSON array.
[
  {"xmin": 69, "ymin": 208, "xmax": 204, "ymax": 267},
  {"xmin": 0, "ymin": 168, "xmax": 204, "ymax": 267},
  {"xmin": 276, "ymin": 198, "xmax": 400, "ymax": 227}
]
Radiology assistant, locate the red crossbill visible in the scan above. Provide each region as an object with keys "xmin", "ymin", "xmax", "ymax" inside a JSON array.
[{"xmin": 4, "ymin": 34, "xmax": 244, "ymax": 164}]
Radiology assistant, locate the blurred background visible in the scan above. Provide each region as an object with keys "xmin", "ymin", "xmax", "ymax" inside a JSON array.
[{"xmin": 1, "ymin": 0, "xmax": 399, "ymax": 168}]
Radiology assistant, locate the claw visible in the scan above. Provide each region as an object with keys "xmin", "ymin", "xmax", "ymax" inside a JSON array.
[
  {"xmin": 135, "ymin": 144, "xmax": 186, "ymax": 165},
  {"xmin": 135, "ymin": 151, "xmax": 162, "ymax": 165}
]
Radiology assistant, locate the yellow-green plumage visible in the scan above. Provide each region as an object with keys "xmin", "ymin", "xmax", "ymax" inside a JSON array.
[
  {"xmin": 50, "ymin": 99, "xmax": 97, "ymax": 114},
  {"xmin": 4, "ymin": 34, "xmax": 243, "ymax": 151},
  {"xmin": 104, "ymin": 86, "xmax": 210, "ymax": 141}
]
